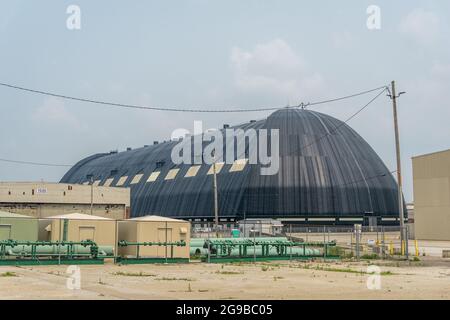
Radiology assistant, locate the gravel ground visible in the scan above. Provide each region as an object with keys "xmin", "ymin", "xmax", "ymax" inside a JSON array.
[{"xmin": 1, "ymin": 257, "xmax": 449, "ymax": 300}]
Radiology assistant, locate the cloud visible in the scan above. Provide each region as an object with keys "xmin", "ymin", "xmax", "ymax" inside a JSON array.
[
  {"xmin": 32, "ymin": 97, "xmax": 82, "ymax": 130},
  {"xmin": 230, "ymin": 39, "xmax": 325, "ymax": 102},
  {"xmin": 399, "ymin": 9, "xmax": 440, "ymax": 44}
]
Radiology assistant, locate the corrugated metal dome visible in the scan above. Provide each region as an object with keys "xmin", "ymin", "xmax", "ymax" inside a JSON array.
[{"xmin": 61, "ymin": 108, "xmax": 403, "ymax": 224}]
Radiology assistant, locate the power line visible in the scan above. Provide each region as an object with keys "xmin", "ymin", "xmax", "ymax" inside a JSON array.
[
  {"xmin": 291, "ymin": 87, "xmax": 388, "ymax": 155},
  {"xmin": 0, "ymin": 83, "xmax": 388, "ymax": 167},
  {"xmin": 307, "ymin": 85, "xmax": 388, "ymax": 107},
  {"xmin": 333, "ymin": 170, "xmax": 397, "ymax": 188},
  {"xmin": 0, "ymin": 81, "xmax": 387, "ymax": 113},
  {"xmin": 0, "ymin": 158, "xmax": 72, "ymax": 167}
]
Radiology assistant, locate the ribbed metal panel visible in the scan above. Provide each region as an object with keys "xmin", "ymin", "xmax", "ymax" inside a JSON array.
[{"xmin": 60, "ymin": 108, "xmax": 403, "ymax": 222}]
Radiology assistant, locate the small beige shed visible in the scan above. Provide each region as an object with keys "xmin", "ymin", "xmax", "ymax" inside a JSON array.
[
  {"xmin": 118, "ymin": 215, "xmax": 190, "ymax": 259},
  {"xmin": 0, "ymin": 211, "xmax": 39, "ymax": 241},
  {"xmin": 40, "ymin": 213, "xmax": 117, "ymax": 247}
]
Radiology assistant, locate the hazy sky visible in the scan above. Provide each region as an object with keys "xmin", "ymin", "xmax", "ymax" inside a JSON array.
[{"xmin": 1, "ymin": 0, "xmax": 449, "ymax": 202}]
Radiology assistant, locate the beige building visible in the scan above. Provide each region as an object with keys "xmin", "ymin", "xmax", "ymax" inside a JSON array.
[
  {"xmin": 412, "ymin": 149, "xmax": 450, "ymax": 240},
  {"xmin": 40, "ymin": 213, "xmax": 117, "ymax": 247},
  {"xmin": 0, "ymin": 182, "xmax": 130, "ymax": 219},
  {"xmin": 118, "ymin": 215, "xmax": 190, "ymax": 259},
  {"xmin": 0, "ymin": 211, "xmax": 39, "ymax": 241}
]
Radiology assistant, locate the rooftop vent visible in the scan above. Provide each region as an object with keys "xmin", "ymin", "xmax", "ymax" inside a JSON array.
[
  {"xmin": 250, "ymin": 120, "xmax": 256, "ymax": 123},
  {"xmin": 223, "ymin": 124, "xmax": 230, "ymax": 129},
  {"xmin": 153, "ymin": 141, "xmax": 159, "ymax": 145},
  {"xmin": 156, "ymin": 161, "xmax": 165, "ymax": 168},
  {"xmin": 126, "ymin": 147, "xmax": 132, "ymax": 151}
]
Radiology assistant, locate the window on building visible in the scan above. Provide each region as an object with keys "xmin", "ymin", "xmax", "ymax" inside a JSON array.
[
  {"xmin": 185, "ymin": 166, "xmax": 201, "ymax": 178},
  {"xmin": 207, "ymin": 162, "xmax": 225, "ymax": 175},
  {"xmin": 147, "ymin": 171, "xmax": 160, "ymax": 182},
  {"xmin": 116, "ymin": 176, "xmax": 128, "ymax": 186},
  {"xmin": 130, "ymin": 173, "xmax": 144, "ymax": 184},
  {"xmin": 229, "ymin": 158, "xmax": 248, "ymax": 172},
  {"xmin": 103, "ymin": 178, "xmax": 114, "ymax": 187},
  {"xmin": 165, "ymin": 168, "xmax": 180, "ymax": 180}
]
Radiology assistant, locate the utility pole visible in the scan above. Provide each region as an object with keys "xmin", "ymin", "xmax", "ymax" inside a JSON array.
[
  {"xmin": 212, "ymin": 151, "xmax": 219, "ymax": 238},
  {"xmin": 390, "ymin": 80, "xmax": 408, "ymax": 258}
]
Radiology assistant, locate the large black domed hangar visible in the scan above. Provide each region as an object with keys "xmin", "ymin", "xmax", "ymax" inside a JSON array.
[{"xmin": 60, "ymin": 108, "xmax": 406, "ymax": 226}]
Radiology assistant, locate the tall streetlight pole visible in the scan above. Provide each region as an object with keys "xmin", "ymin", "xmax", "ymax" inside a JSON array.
[
  {"xmin": 212, "ymin": 151, "xmax": 219, "ymax": 238},
  {"xmin": 87, "ymin": 174, "xmax": 94, "ymax": 215},
  {"xmin": 389, "ymin": 80, "xmax": 408, "ymax": 258}
]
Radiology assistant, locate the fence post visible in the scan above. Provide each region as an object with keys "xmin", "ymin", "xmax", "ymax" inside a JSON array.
[
  {"xmin": 405, "ymin": 225, "xmax": 409, "ymax": 259},
  {"xmin": 253, "ymin": 223, "xmax": 256, "ymax": 264},
  {"xmin": 165, "ymin": 221, "xmax": 168, "ymax": 264},
  {"xmin": 289, "ymin": 224, "xmax": 292, "ymax": 260},
  {"xmin": 355, "ymin": 224, "xmax": 361, "ymax": 260},
  {"xmin": 207, "ymin": 234, "xmax": 211, "ymax": 263}
]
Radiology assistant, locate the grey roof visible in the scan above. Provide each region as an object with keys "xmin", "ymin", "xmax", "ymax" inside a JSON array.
[{"xmin": 61, "ymin": 108, "xmax": 403, "ymax": 221}]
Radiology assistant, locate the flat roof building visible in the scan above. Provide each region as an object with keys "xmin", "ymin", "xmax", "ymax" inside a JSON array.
[
  {"xmin": 412, "ymin": 149, "xmax": 450, "ymax": 240},
  {"xmin": 0, "ymin": 182, "xmax": 130, "ymax": 220}
]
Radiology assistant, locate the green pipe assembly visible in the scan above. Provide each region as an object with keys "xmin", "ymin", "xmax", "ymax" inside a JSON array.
[
  {"xmin": 190, "ymin": 237, "xmax": 338, "ymax": 262},
  {"xmin": 0, "ymin": 240, "xmax": 113, "ymax": 265},
  {"xmin": 116, "ymin": 240, "xmax": 189, "ymax": 264}
]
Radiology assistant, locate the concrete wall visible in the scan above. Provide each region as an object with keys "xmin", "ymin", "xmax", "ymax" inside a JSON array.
[
  {"xmin": 118, "ymin": 220, "xmax": 190, "ymax": 259},
  {"xmin": 0, "ymin": 203, "xmax": 126, "ymax": 220},
  {"xmin": 412, "ymin": 149, "xmax": 450, "ymax": 240},
  {"xmin": 0, "ymin": 182, "xmax": 130, "ymax": 219}
]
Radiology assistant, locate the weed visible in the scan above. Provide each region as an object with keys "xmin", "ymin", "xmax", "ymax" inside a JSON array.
[
  {"xmin": 155, "ymin": 277, "xmax": 195, "ymax": 281},
  {"xmin": 361, "ymin": 253, "xmax": 379, "ymax": 260},
  {"xmin": 112, "ymin": 271, "xmax": 156, "ymax": 277},
  {"xmin": 215, "ymin": 270, "xmax": 243, "ymax": 275},
  {"xmin": 0, "ymin": 272, "xmax": 17, "ymax": 277}
]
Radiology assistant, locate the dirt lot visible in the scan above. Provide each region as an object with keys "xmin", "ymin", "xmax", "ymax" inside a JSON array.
[{"xmin": 1, "ymin": 258, "xmax": 449, "ymax": 300}]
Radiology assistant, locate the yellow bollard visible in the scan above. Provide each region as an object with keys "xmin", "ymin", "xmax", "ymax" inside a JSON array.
[
  {"xmin": 389, "ymin": 241, "xmax": 394, "ymax": 255},
  {"xmin": 401, "ymin": 240, "xmax": 405, "ymax": 256},
  {"xmin": 415, "ymin": 240, "xmax": 419, "ymax": 257}
]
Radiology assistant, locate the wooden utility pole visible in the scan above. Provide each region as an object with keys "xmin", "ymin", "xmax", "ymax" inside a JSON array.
[{"xmin": 390, "ymin": 80, "xmax": 408, "ymax": 258}]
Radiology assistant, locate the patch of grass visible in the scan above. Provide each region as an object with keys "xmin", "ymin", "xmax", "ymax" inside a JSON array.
[
  {"xmin": 198, "ymin": 289, "xmax": 209, "ymax": 292},
  {"xmin": 292, "ymin": 264, "xmax": 395, "ymax": 276},
  {"xmin": 0, "ymin": 271, "xmax": 17, "ymax": 277},
  {"xmin": 361, "ymin": 253, "xmax": 380, "ymax": 260},
  {"xmin": 412, "ymin": 256, "xmax": 421, "ymax": 262},
  {"xmin": 273, "ymin": 276, "xmax": 284, "ymax": 281},
  {"xmin": 112, "ymin": 271, "xmax": 156, "ymax": 277},
  {"xmin": 155, "ymin": 277, "xmax": 195, "ymax": 281},
  {"xmin": 261, "ymin": 265, "xmax": 269, "ymax": 272},
  {"xmin": 215, "ymin": 270, "xmax": 244, "ymax": 275}
]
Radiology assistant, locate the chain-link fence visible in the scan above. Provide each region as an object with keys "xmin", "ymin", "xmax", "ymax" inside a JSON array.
[{"xmin": 190, "ymin": 221, "xmax": 415, "ymax": 260}]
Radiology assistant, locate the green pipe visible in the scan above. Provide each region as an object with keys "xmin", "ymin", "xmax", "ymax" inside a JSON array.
[{"xmin": 6, "ymin": 245, "xmax": 114, "ymax": 256}]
